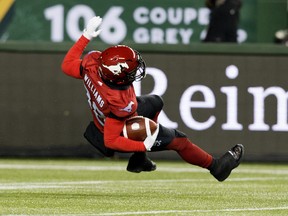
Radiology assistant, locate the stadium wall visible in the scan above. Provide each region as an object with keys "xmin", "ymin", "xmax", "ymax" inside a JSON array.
[
  {"xmin": 1, "ymin": 42, "xmax": 288, "ymax": 162},
  {"xmin": 1, "ymin": 0, "xmax": 287, "ymax": 44}
]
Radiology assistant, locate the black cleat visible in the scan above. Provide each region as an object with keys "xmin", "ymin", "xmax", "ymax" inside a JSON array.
[
  {"xmin": 126, "ymin": 152, "xmax": 157, "ymax": 173},
  {"xmin": 210, "ymin": 144, "xmax": 244, "ymax": 182}
]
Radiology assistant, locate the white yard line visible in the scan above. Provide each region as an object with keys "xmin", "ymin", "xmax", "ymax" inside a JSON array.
[
  {"xmin": 9, "ymin": 207, "xmax": 288, "ymax": 216},
  {"xmin": 0, "ymin": 164, "xmax": 125, "ymax": 171},
  {"xmin": 0, "ymin": 176, "xmax": 287, "ymax": 190},
  {"xmin": 85, "ymin": 206, "xmax": 288, "ymax": 215},
  {"xmin": 0, "ymin": 163, "xmax": 288, "ymax": 175}
]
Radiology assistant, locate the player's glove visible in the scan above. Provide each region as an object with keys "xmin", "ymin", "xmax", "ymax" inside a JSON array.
[
  {"xmin": 83, "ymin": 16, "xmax": 102, "ymax": 40},
  {"xmin": 143, "ymin": 123, "xmax": 160, "ymax": 151}
]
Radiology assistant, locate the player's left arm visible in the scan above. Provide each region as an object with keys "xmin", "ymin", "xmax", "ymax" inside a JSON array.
[
  {"xmin": 61, "ymin": 36, "xmax": 89, "ymax": 79},
  {"xmin": 61, "ymin": 16, "xmax": 102, "ymax": 79}
]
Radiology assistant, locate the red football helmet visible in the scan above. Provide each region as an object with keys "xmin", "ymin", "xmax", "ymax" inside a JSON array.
[{"xmin": 98, "ymin": 45, "xmax": 146, "ymax": 85}]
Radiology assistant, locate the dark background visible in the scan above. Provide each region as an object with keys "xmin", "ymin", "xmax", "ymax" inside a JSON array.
[{"xmin": 1, "ymin": 45, "xmax": 288, "ymax": 162}]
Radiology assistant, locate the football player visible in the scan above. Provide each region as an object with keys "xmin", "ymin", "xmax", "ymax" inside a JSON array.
[{"xmin": 61, "ymin": 16, "xmax": 244, "ymax": 181}]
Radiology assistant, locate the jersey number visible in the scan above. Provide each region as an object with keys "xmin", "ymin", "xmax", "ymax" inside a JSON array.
[{"xmin": 84, "ymin": 85, "xmax": 105, "ymax": 126}]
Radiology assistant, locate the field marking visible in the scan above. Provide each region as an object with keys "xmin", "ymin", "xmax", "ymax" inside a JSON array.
[
  {"xmin": 5, "ymin": 206, "xmax": 288, "ymax": 216},
  {"xmin": 87, "ymin": 206, "xmax": 288, "ymax": 215},
  {"xmin": 0, "ymin": 164, "xmax": 125, "ymax": 171},
  {"xmin": 0, "ymin": 163, "xmax": 288, "ymax": 175},
  {"xmin": 6, "ymin": 206, "xmax": 288, "ymax": 216},
  {"xmin": 0, "ymin": 176, "xmax": 287, "ymax": 190}
]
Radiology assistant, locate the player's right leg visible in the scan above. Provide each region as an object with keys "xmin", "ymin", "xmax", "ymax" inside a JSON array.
[
  {"xmin": 126, "ymin": 94, "xmax": 164, "ymax": 173},
  {"xmin": 126, "ymin": 152, "xmax": 156, "ymax": 173}
]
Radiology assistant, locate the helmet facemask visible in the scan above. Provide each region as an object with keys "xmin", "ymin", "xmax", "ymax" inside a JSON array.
[{"xmin": 126, "ymin": 51, "xmax": 146, "ymax": 83}]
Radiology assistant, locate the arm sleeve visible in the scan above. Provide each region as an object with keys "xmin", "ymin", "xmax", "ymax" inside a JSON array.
[
  {"xmin": 104, "ymin": 117, "xmax": 146, "ymax": 152},
  {"xmin": 61, "ymin": 35, "xmax": 90, "ymax": 79}
]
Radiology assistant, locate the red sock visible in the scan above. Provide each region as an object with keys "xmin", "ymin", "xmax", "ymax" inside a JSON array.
[{"xmin": 166, "ymin": 137, "xmax": 213, "ymax": 168}]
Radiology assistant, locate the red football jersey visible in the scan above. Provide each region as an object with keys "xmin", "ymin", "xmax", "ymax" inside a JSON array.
[
  {"xmin": 81, "ymin": 51, "xmax": 138, "ymax": 132},
  {"xmin": 61, "ymin": 35, "xmax": 146, "ymax": 152}
]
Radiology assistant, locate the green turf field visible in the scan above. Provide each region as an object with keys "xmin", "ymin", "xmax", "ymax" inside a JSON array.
[{"xmin": 0, "ymin": 159, "xmax": 287, "ymax": 215}]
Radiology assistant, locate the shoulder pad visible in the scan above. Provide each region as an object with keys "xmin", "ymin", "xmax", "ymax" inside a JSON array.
[{"xmin": 82, "ymin": 51, "xmax": 101, "ymax": 68}]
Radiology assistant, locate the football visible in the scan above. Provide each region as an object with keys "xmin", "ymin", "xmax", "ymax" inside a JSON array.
[{"xmin": 122, "ymin": 116, "xmax": 157, "ymax": 141}]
